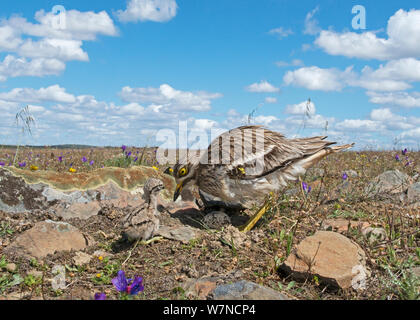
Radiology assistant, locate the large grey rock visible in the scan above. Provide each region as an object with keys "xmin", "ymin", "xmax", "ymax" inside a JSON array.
[
  {"xmin": 280, "ymin": 231, "xmax": 369, "ymax": 290},
  {"xmin": 366, "ymin": 170, "xmax": 412, "ymax": 198},
  {"xmin": 5, "ymin": 220, "xmax": 94, "ymax": 259},
  {"xmin": 407, "ymin": 182, "xmax": 420, "ymax": 204},
  {"xmin": 156, "ymin": 225, "xmax": 197, "ymax": 243},
  {"xmin": 212, "ymin": 280, "xmax": 288, "ymax": 300}
]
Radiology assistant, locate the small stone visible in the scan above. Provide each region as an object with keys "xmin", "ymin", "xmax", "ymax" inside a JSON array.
[
  {"xmin": 212, "ymin": 280, "xmax": 288, "ymax": 300},
  {"xmin": 27, "ymin": 270, "xmax": 43, "ymax": 278},
  {"xmin": 6, "ymin": 263, "xmax": 17, "ymax": 273},
  {"xmin": 221, "ymin": 226, "xmax": 248, "ymax": 248},
  {"xmin": 344, "ymin": 170, "xmax": 358, "ymax": 178},
  {"xmin": 407, "ymin": 182, "xmax": 420, "ymax": 204},
  {"xmin": 5, "ymin": 220, "xmax": 94, "ymax": 259},
  {"xmin": 203, "ymin": 211, "xmax": 231, "ymax": 229},
  {"xmin": 93, "ymin": 250, "xmax": 113, "ymax": 259},
  {"xmin": 73, "ymin": 252, "xmax": 92, "ymax": 266},
  {"xmin": 156, "ymin": 226, "xmax": 197, "ymax": 243},
  {"xmin": 281, "ymin": 231, "xmax": 369, "ymax": 290},
  {"xmin": 362, "ymin": 227, "xmax": 387, "ymax": 243}
]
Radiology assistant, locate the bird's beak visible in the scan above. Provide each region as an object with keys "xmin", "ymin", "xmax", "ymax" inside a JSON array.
[{"xmin": 173, "ymin": 183, "xmax": 183, "ymax": 201}]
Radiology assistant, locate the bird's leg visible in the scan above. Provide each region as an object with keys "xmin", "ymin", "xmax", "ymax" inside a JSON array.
[
  {"xmin": 238, "ymin": 202, "xmax": 268, "ymax": 232},
  {"xmin": 140, "ymin": 236, "xmax": 164, "ymax": 245}
]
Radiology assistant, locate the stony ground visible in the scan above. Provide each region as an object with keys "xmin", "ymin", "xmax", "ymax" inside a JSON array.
[{"xmin": 0, "ymin": 148, "xmax": 419, "ymax": 300}]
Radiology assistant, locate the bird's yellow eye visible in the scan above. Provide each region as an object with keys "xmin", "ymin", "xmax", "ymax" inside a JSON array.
[{"xmin": 179, "ymin": 167, "xmax": 188, "ymax": 176}]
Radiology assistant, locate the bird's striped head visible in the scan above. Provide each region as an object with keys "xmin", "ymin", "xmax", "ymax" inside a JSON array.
[{"xmin": 172, "ymin": 162, "xmax": 197, "ymax": 201}]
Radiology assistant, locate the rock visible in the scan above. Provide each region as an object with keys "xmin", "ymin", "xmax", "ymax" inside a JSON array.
[
  {"xmin": 27, "ymin": 270, "xmax": 43, "ymax": 278},
  {"xmin": 156, "ymin": 225, "xmax": 197, "ymax": 243},
  {"xmin": 203, "ymin": 211, "xmax": 231, "ymax": 229},
  {"xmin": 410, "ymin": 266, "xmax": 420, "ymax": 278},
  {"xmin": 5, "ymin": 220, "xmax": 94, "ymax": 259},
  {"xmin": 221, "ymin": 226, "xmax": 248, "ymax": 248},
  {"xmin": 362, "ymin": 227, "xmax": 387, "ymax": 243},
  {"xmin": 212, "ymin": 280, "xmax": 288, "ymax": 300},
  {"xmin": 407, "ymin": 182, "xmax": 420, "ymax": 204},
  {"xmin": 93, "ymin": 250, "xmax": 113, "ymax": 259},
  {"xmin": 5, "ymin": 263, "xmax": 17, "ymax": 273},
  {"xmin": 344, "ymin": 170, "xmax": 358, "ymax": 178},
  {"xmin": 280, "ymin": 231, "xmax": 369, "ymax": 290},
  {"xmin": 72, "ymin": 252, "xmax": 92, "ymax": 266},
  {"xmin": 321, "ymin": 219, "xmax": 370, "ymax": 233},
  {"xmin": 366, "ymin": 170, "xmax": 412, "ymax": 198},
  {"xmin": 0, "ymin": 166, "xmax": 176, "ymax": 216}
]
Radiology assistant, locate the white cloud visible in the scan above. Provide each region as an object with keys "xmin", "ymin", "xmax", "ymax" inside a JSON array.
[
  {"xmin": 367, "ymin": 91, "xmax": 420, "ymax": 108},
  {"xmin": 283, "ymin": 66, "xmax": 349, "ymax": 91},
  {"xmin": 285, "ymin": 100, "xmax": 316, "ymax": 115},
  {"xmin": 0, "ymin": 55, "xmax": 65, "ymax": 81},
  {"xmin": 246, "ymin": 80, "xmax": 280, "ymax": 93},
  {"xmin": 0, "ymin": 85, "xmax": 76, "ymax": 103},
  {"xmin": 336, "ymin": 119, "xmax": 385, "ymax": 132},
  {"xmin": 315, "ymin": 9, "xmax": 420, "ymax": 60},
  {"xmin": 304, "ymin": 7, "xmax": 321, "ymax": 35},
  {"xmin": 268, "ymin": 27, "xmax": 293, "ymax": 39},
  {"xmin": 0, "ymin": 9, "xmax": 117, "ymax": 81},
  {"xmin": 119, "ymin": 84, "xmax": 222, "ymax": 112},
  {"xmin": 117, "ymin": 0, "xmax": 178, "ymax": 23}
]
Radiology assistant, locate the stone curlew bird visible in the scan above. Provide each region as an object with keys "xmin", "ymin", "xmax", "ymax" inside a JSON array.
[
  {"xmin": 121, "ymin": 178, "xmax": 164, "ymax": 243},
  {"xmin": 171, "ymin": 125, "xmax": 354, "ymax": 231}
]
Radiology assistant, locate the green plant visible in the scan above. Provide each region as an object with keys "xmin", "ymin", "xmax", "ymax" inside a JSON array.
[
  {"xmin": 0, "ymin": 222, "xmax": 14, "ymax": 237},
  {"xmin": 384, "ymin": 266, "xmax": 419, "ymax": 300}
]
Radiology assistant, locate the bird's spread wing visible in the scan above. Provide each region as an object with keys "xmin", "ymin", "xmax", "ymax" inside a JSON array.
[{"xmin": 200, "ymin": 125, "xmax": 336, "ymax": 180}]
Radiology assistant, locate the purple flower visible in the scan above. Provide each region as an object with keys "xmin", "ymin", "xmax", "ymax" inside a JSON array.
[
  {"xmin": 89, "ymin": 160, "xmax": 94, "ymax": 166},
  {"xmin": 395, "ymin": 154, "xmax": 400, "ymax": 161},
  {"xmin": 121, "ymin": 145, "xmax": 127, "ymax": 152},
  {"xmin": 58, "ymin": 156, "xmax": 63, "ymax": 163},
  {"xmin": 0, "ymin": 161, "xmax": 5, "ymax": 167},
  {"xmin": 125, "ymin": 151, "xmax": 132, "ymax": 158},
  {"xmin": 19, "ymin": 161, "xmax": 26, "ymax": 168},
  {"xmin": 134, "ymin": 157, "xmax": 138, "ymax": 162},
  {"xmin": 82, "ymin": 157, "xmax": 87, "ymax": 163},
  {"xmin": 94, "ymin": 293, "xmax": 106, "ymax": 300},
  {"xmin": 302, "ymin": 182, "xmax": 311, "ymax": 193},
  {"xmin": 342, "ymin": 173, "xmax": 348, "ymax": 180},
  {"xmin": 402, "ymin": 148, "xmax": 408, "ymax": 155},
  {"xmin": 112, "ymin": 270, "xmax": 144, "ymax": 295}
]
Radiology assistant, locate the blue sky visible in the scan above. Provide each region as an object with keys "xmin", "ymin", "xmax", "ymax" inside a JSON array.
[{"xmin": 0, "ymin": 0, "xmax": 420, "ymax": 150}]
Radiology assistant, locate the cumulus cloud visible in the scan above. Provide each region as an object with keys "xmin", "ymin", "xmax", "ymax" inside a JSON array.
[
  {"xmin": 283, "ymin": 66, "xmax": 350, "ymax": 91},
  {"xmin": 315, "ymin": 9, "xmax": 420, "ymax": 60},
  {"xmin": 285, "ymin": 100, "xmax": 316, "ymax": 115},
  {"xmin": 264, "ymin": 97, "xmax": 277, "ymax": 104},
  {"xmin": 366, "ymin": 91, "xmax": 420, "ymax": 108},
  {"xmin": 246, "ymin": 80, "xmax": 280, "ymax": 93},
  {"xmin": 117, "ymin": 0, "xmax": 178, "ymax": 23},
  {"xmin": 0, "ymin": 85, "xmax": 76, "ymax": 103},
  {"xmin": 119, "ymin": 84, "xmax": 222, "ymax": 112},
  {"xmin": 0, "ymin": 8, "xmax": 117, "ymax": 81}
]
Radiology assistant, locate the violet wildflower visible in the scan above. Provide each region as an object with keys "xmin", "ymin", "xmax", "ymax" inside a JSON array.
[
  {"xmin": 19, "ymin": 161, "xmax": 26, "ymax": 167},
  {"xmin": 82, "ymin": 156, "xmax": 87, "ymax": 163},
  {"xmin": 89, "ymin": 160, "xmax": 94, "ymax": 166},
  {"xmin": 58, "ymin": 156, "xmax": 63, "ymax": 163},
  {"xmin": 402, "ymin": 148, "xmax": 408, "ymax": 155},
  {"xmin": 0, "ymin": 161, "xmax": 5, "ymax": 167},
  {"xmin": 121, "ymin": 145, "xmax": 127, "ymax": 153},
  {"xmin": 112, "ymin": 270, "xmax": 144, "ymax": 295},
  {"xmin": 126, "ymin": 151, "xmax": 132, "ymax": 158},
  {"xmin": 94, "ymin": 293, "xmax": 106, "ymax": 300},
  {"xmin": 134, "ymin": 157, "xmax": 138, "ymax": 162},
  {"xmin": 342, "ymin": 173, "xmax": 348, "ymax": 180},
  {"xmin": 395, "ymin": 154, "xmax": 400, "ymax": 161},
  {"xmin": 302, "ymin": 182, "xmax": 311, "ymax": 193}
]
